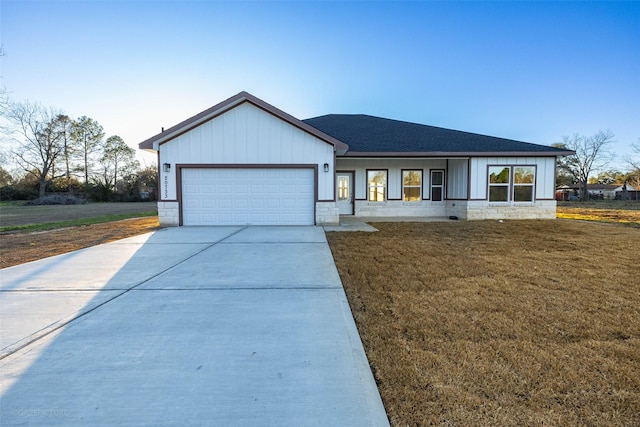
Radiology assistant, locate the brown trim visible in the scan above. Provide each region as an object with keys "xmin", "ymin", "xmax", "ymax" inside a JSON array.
[
  {"xmin": 366, "ymin": 168, "xmax": 389, "ymax": 202},
  {"xmin": 530, "ymin": 164, "xmax": 539, "ymax": 201},
  {"xmin": 486, "ymin": 164, "xmax": 537, "ymax": 203},
  {"xmin": 139, "ymin": 91, "xmax": 348, "ymax": 152},
  {"xmin": 336, "ymin": 170, "xmax": 355, "ymax": 215},
  {"xmin": 340, "ymin": 151, "xmax": 573, "ymax": 158},
  {"xmin": 176, "ymin": 164, "xmax": 319, "ymax": 226},
  {"xmin": 430, "ymin": 169, "xmax": 445, "ymax": 202},
  {"xmin": 444, "ymin": 159, "xmax": 448, "ymax": 200},
  {"xmin": 467, "ymin": 159, "xmax": 472, "ymax": 200},
  {"xmin": 401, "ymin": 168, "xmax": 423, "ymax": 202},
  {"xmin": 156, "ymin": 152, "xmax": 164, "ymax": 201},
  {"xmin": 553, "ymin": 158, "xmax": 558, "ymax": 197}
]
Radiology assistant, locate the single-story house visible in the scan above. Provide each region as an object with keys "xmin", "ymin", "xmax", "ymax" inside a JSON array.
[
  {"xmin": 586, "ymin": 183, "xmax": 638, "ymax": 200},
  {"xmin": 556, "ymin": 183, "xmax": 638, "ymax": 200},
  {"xmin": 139, "ymin": 91, "xmax": 573, "ymax": 226}
]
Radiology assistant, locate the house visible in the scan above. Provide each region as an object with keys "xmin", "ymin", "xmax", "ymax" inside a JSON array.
[
  {"xmin": 556, "ymin": 183, "xmax": 638, "ymax": 201},
  {"xmin": 139, "ymin": 91, "xmax": 573, "ymax": 226},
  {"xmin": 586, "ymin": 183, "xmax": 637, "ymax": 200}
]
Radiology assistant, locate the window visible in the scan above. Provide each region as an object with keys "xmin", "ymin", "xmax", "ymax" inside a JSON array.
[
  {"xmin": 514, "ymin": 166, "xmax": 535, "ymax": 202},
  {"xmin": 488, "ymin": 165, "xmax": 535, "ymax": 202},
  {"xmin": 368, "ymin": 170, "xmax": 387, "ymax": 201},
  {"xmin": 403, "ymin": 170, "xmax": 421, "ymax": 201},
  {"xmin": 489, "ymin": 166, "xmax": 510, "ymax": 202},
  {"xmin": 430, "ymin": 170, "xmax": 444, "ymax": 202},
  {"xmin": 338, "ymin": 176, "xmax": 349, "ymax": 201}
]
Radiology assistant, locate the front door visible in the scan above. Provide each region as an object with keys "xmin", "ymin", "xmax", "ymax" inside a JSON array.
[{"xmin": 337, "ymin": 172, "xmax": 354, "ymax": 215}]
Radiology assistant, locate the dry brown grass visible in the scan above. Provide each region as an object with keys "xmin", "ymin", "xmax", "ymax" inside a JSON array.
[
  {"xmin": 327, "ymin": 220, "xmax": 640, "ymax": 426},
  {"xmin": 0, "ymin": 217, "xmax": 159, "ymax": 268}
]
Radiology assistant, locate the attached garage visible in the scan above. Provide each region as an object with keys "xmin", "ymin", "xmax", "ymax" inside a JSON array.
[
  {"xmin": 139, "ymin": 91, "xmax": 348, "ymax": 227},
  {"xmin": 181, "ymin": 167, "xmax": 315, "ymax": 226}
]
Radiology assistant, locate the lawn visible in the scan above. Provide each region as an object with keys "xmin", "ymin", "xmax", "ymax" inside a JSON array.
[
  {"xmin": 557, "ymin": 201, "xmax": 640, "ymax": 226},
  {"xmin": 0, "ymin": 201, "xmax": 158, "ymax": 230},
  {"xmin": 326, "ymin": 220, "xmax": 640, "ymax": 426},
  {"xmin": 0, "ymin": 201, "xmax": 159, "ymax": 268}
]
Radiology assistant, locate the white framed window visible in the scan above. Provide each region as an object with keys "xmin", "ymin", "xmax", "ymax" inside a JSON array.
[
  {"xmin": 430, "ymin": 170, "xmax": 444, "ymax": 202},
  {"xmin": 488, "ymin": 165, "xmax": 536, "ymax": 202},
  {"xmin": 402, "ymin": 170, "xmax": 421, "ymax": 202},
  {"xmin": 368, "ymin": 170, "xmax": 387, "ymax": 202},
  {"xmin": 513, "ymin": 166, "xmax": 535, "ymax": 202},
  {"xmin": 489, "ymin": 166, "xmax": 510, "ymax": 202}
]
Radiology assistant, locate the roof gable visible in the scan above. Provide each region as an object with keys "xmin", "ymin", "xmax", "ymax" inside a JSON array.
[
  {"xmin": 303, "ymin": 114, "xmax": 573, "ymax": 157},
  {"xmin": 139, "ymin": 92, "xmax": 348, "ymax": 152}
]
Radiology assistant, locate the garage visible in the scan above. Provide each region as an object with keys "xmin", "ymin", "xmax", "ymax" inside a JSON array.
[{"xmin": 181, "ymin": 168, "xmax": 315, "ymax": 226}]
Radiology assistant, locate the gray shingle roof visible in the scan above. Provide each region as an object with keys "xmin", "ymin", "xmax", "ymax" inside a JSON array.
[{"xmin": 303, "ymin": 114, "xmax": 571, "ymax": 156}]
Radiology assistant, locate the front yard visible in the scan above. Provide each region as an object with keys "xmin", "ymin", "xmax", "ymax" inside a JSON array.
[
  {"xmin": 1, "ymin": 201, "xmax": 638, "ymax": 424},
  {"xmin": 326, "ymin": 220, "xmax": 639, "ymax": 426}
]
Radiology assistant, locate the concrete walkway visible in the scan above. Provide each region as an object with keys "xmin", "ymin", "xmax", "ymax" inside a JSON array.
[
  {"xmin": 324, "ymin": 215, "xmax": 455, "ymax": 232},
  {"xmin": 0, "ymin": 226, "xmax": 389, "ymax": 426}
]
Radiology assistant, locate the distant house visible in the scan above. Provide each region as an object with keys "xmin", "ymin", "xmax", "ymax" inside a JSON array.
[
  {"xmin": 139, "ymin": 91, "xmax": 573, "ymax": 226},
  {"xmin": 556, "ymin": 183, "xmax": 638, "ymax": 201},
  {"xmin": 587, "ymin": 184, "xmax": 618, "ymax": 199}
]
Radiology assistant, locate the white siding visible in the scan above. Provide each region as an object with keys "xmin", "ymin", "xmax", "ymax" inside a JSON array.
[
  {"xmin": 336, "ymin": 158, "xmax": 449, "ymax": 217},
  {"xmin": 159, "ymin": 102, "xmax": 335, "ymax": 201},
  {"xmin": 446, "ymin": 159, "xmax": 468, "ymax": 199},
  {"xmin": 469, "ymin": 157, "xmax": 556, "ymax": 200},
  {"xmin": 336, "ymin": 158, "xmax": 447, "ymax": 201}
]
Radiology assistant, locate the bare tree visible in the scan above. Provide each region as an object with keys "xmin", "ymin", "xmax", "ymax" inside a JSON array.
[
  {"xmin": 629, "ymin": 139, "xmax": 640, "ymax": 171},
  {"xmin": 0, "ymin": 100, "xmax": 66, "ymax": 197},
  {"xmin": 555, "ymin": 130, "xmax": 615, "ymax": 201},
  {"xmin": 625, "ymin": 140, "xmax": 640, "ymax": 192},
  {"xmin": 0, "ymin": 45, "xmax": 7, "ymax": 108}
]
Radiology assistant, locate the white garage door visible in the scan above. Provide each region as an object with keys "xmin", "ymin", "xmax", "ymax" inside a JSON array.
[{"xmin": 182, "ymin": 168, "xmax": 315, "ymax": 225}]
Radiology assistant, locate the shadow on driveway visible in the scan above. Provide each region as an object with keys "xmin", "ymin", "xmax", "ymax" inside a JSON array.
[{"xmin": 0, "ymin": 226, "xmax": 389, "ymax": 426}]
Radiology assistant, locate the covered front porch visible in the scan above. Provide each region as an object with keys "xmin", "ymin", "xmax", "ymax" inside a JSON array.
[{"xmin": 334, "ymin": 157, "xmax": 468, "ymax": 219}]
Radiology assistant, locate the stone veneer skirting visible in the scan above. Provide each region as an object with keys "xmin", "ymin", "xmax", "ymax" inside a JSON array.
[
  {"xmin": 157, "ymin": 199, "xmax": 556, "ymax": 226},
  {"xmin": 315, "ymin": 202, "xmax": 340, "ymax": 226},
  {"xmin": 354, "ymin": 200, "xmax": 447, "ymax": 217},
  {"xmin": 157, "ymin": 201, "xmax": 180, "ymax": 227}
]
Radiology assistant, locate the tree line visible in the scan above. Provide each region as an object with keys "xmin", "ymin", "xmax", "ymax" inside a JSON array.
[
  {"xmin": 553, "ymin": 130, "xmax": 640, "ymax": 201},
  {"xmin": 0, "ymin": 99, "xmax": 157, "ymax": 202}
]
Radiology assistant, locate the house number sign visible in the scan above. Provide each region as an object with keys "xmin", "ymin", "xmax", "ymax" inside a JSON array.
[{"xmin": 163, "ymin": 175, "xmax": 168, "ymax": 199}]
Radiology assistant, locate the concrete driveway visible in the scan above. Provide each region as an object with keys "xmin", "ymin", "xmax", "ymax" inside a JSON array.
[{"xmin": 0, "ymin": 226, "xmax": 389, "ymax": 426}]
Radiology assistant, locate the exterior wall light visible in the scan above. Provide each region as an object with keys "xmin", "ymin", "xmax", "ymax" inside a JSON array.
[
  {"xmin": 163, "ymin": 163, "xmax": 171, "ymax": 173},
  {"xmin": 324, "ymin": 163, "xmax": 329, "ymax": 173}
]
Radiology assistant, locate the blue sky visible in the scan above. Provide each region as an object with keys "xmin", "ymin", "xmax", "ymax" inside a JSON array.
[{"xmin": 2, "ymin": 1, "xmax": 639, "ymax": 171}]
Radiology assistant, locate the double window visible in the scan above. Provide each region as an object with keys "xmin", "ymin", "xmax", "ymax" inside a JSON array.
[
  {"xmin": 488, "ymin": 166, "xmax": 535, "ymax": 202},
  {"xmin": 368, "ymin": 170, "xmax": 387, "ymax": 202}
]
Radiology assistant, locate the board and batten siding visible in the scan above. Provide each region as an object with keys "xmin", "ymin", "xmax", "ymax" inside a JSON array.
[
  {"xmin": 446, "ymin": 159, "xmax": 469, "ymax": 199},
  {"xmin": 159, "ymin": 102, "xmax": 335, "ymax": 201},
  {"xmin": 336, "ymin": 158, "xmax": 448, "ymax": 200},
  {"xmin": 469, "ymin": 157, "xmax": 557, "ymax": 200}
]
